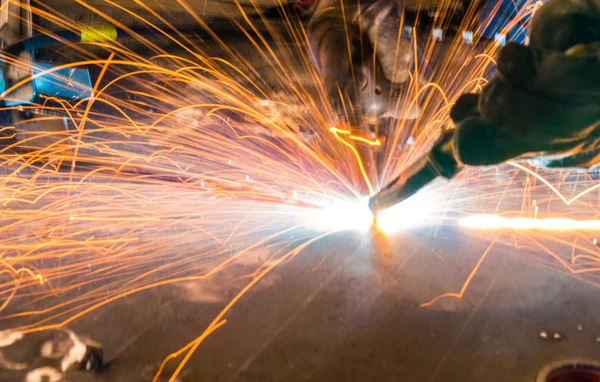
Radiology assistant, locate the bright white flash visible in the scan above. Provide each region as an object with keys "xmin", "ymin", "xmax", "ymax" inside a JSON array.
[
  {"xmin": 304, "ymin": 190, "xmax": 442, "ymax": 234},
  {"xmin": 305, "ymin": 198, "xmax": 373, "ymax": 232},
  {"xmin": 461, "ymin": 215, "xmax": 600, "ymax": 231},
  {"xmin": 375, "ymin": 191, "xmax": 439, "ymax": 234}
]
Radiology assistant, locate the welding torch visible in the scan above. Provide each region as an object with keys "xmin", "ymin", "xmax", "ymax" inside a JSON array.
[
  {"xmin": 367, "ymin": 0, "xmax": 600, "ymax": 214},
  {"xmin": 310, "ymin": 0, "xmax": 598, "ymax": 216},
  {"xmin": 368, "ymin": 129, "xmax": 462, "ymax": 214}
]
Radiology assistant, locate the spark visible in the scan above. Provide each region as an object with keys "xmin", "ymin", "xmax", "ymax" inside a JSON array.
[
  {"xmin": 461, "ymin": 215, "xmax": 600, "ymax": 231},
  {"xmin": 0, "ymin": 0, "xmax": 596, "ymax": 380},
  {"xmin": 507, "ymin": 160, "xmax": 600, "ymax": 205},
  {"xmin": 421, "ymin": 239, "xmax": 497, "ymax": 308},
  {"xmin": 328, "ymin": 126, "xmax": 382, "ymax": 146},
  {"xmin": 328, "ymin": 126, "xmax": 377, "ymax": 195}
]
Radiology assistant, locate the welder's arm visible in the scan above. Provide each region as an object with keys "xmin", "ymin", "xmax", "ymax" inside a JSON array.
[
  {"xmin": 452, "ymin": 50, "xmax": 600, "ymax": 169},
  {"xmin": 451, "ymin": 0, "xmax": 600, "ymax": 168},
  {"xmin": 369, "ymin": 0, "xmax": 600, "ymax": 213}
]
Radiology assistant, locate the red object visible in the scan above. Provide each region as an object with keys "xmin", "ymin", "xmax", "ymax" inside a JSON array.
[
  {"xmin": 547, "ymin": 366, "xmax": 600, "ymax": 382},
  {"xmin": 295, "ymin": 0, "xmax": 315, "ymax": 9}
]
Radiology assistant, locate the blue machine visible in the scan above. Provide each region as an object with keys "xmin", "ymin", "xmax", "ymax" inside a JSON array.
[
  {"xmin": 0, "ymin": 28, "xmax": 107, "ymax": 109},
  {"xmin": 0, "ymin": 61, "xmax": 93, "ymax": 107},
  {"xmin": 0, "ymin": 47, "xmax": 93, "ymax": 131},
  {"xmin": 32, "ymin": 63, "xmax": 92, "ymax": 102}
]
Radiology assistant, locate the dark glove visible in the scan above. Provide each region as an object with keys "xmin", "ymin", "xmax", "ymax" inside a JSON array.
[{"xmin": 449, "ymin": 0, "xmax": 600, "ymax": 169}]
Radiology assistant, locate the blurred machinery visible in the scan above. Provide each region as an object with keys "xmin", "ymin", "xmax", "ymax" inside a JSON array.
[
  {"xmin": 0, "ymin": 329, "xmax": 103, "ymax": 380},
  {"xmin": 0, "ymin": 0, "xmax": 94, "ymax": 157},
  {"xmin": 0, "ymin": 0, "xmax": 538, "ymax": 159}
]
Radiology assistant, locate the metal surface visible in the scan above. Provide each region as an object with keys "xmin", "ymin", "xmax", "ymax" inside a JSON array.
[{"xmin": 3, "ymin": 227, "xmax": 600, "ymax": 381}]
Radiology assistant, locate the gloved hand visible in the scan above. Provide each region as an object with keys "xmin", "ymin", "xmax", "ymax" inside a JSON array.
[
  {"xmin": 307, "ymin": 0, "xmax": 420, "ymax": 125},
  {"xmin": 450, "ymin": 0, "xmax": 600, "ymax": 169}
]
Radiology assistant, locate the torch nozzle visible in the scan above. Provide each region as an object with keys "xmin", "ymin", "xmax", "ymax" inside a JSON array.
[{"xmin": 368, "ymin": 131, "xmax": 462, "ymax": 215}]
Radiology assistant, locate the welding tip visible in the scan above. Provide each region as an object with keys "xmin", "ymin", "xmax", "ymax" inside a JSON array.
[
  {"xmin": 368, "ymin": 130, "xmax": 462, "ymax": 214},
  {"xmin": 368, "ymin": 155, "xmax": 441, "ymax": 214}
]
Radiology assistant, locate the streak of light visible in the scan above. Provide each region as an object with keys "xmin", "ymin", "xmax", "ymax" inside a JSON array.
[
  {"xmin": 302, "ymin": 197, "xmax": 373, "ymax": 232},
  {"xmin": 158, "ymin": 231, "xmax": 333, "ymax": 382},
  {"xmin": 375, "ymin": 190, "xmax": 443, "ymax": 234},
  {"xmin": 421, "ymin": 239, "xmax": 497, "ymax": 307},
  {"xmin": 328, "ymin": 127, "xmax": 381, "ymax": 146},
  {"xmin": 461, "ymin": 215, "xmax": 600, "ymax": 231},
  {"xmin": 328, "ymin": 126, "xmax": 376, "ymax": 195},
  {"xmin": 508, "ymin": 161, "xmax": 600, "ymax": 205},
  {"xmin": 153, "ymin": 319, "xmax": 228, "ymax": 382}
]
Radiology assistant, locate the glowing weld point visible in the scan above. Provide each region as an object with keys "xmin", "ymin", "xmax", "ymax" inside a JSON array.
[
  {"xmin": 305, "ymin": 198, "xmax": 372, "ymax": 232},
  {"xmin": 432, "ymin": 28, "xmax": 443, "ymax": 41},
  {"xmin": 461, "ymin": 215, "xmax": 600, "ymax": 231},
  {"xmin": 375, "ymin": 191, "xmax": 439, "ymax": 234}
]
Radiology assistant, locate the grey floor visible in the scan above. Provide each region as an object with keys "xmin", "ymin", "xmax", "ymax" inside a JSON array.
[{"xmin": 3, "ymin": 226, "xmax": 599, "ymax": 382}]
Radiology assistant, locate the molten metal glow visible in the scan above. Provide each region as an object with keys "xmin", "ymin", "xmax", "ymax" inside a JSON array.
[
  {"xmin": 461, "ymin": 215, "xmax": 600, "ymax": 231},
  {"xmin": 303, "ymin": 198, "xmax": 373, "ymax": 232},
  {"xmin": 375, "ymin": 190, "xmax": 441, "ymax": 234}
]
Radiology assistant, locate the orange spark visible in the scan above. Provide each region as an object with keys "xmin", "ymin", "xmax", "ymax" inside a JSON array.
[
  {"xmin": 328, "ymin": 126, "xmax": 377, "ymax": 194},
  {"xmin": 421, "ymin": 239, "xmax": 497, "ymax": 308}
]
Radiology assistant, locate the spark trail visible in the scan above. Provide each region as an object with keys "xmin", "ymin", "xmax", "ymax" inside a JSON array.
[{"xmin": 0, "ymin": 1, "xmax": 598, "ymax": 380}]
